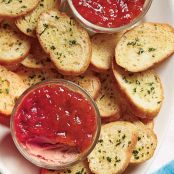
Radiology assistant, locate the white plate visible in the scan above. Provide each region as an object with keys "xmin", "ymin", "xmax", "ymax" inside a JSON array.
[{"xmin": 0, "ymin": 0, "xmax": 174, "ymax": 173}]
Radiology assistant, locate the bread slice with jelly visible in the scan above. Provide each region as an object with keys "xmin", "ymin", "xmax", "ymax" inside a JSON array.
[
  {"xmin": 36, "ymin": 10, "xmax": 91, "ymax": 75},
  {"xmin": 112, "ymin": 61, "xmax": 164, "ymax": 119},
  {"xmin": 0, "ymin": 0, "xmax": 40, "ymax": 18},
  {"xmin": 88, "ymin": 121, "xmax": 137, "ymax": 174},
  {"xmin": 115, "ymin": 23, "xmax": 174, "ymax": 72},
  {"xmin": 16, "ymin": 0, "xmax": 60, "ymax": 37}
]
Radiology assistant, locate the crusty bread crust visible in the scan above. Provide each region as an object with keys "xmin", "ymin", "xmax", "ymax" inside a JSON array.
[
  {"xmin": 115, "ymin": 23, "xmax": 174, "ymax": 72},
  {"xmin": 0, "ymin": 0, "xmax": 40, "ymax": 18},
  {"xmin": 36, "ymin": 10, "xmax": 91, "ymax": 75},
  {"xmin": 112, "ymin": 60, "xmax": 164, "ymax": 119}
]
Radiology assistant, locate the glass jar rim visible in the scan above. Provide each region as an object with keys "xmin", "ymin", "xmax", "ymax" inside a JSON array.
[
  {"xmin": 10, "ymin": 79, "xmax": 101, "ymax": 170},
  {"xmin": 67, "ymin": 0, "xmax": 153, "ymax": 33}
]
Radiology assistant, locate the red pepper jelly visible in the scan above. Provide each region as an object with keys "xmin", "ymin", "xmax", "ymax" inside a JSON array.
[
  {"xmin": 12, "ymin": 80, "xmax": 100, "ymax": 168},
  {"xmin": 72, "ymin": 0, "xmax": 145, "ymax": 28}
]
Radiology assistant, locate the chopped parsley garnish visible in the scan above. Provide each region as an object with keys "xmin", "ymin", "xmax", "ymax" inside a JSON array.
[
  {"xmin": 148, "ymin": 47, "xmax": 156, "ymax": 52},
  {"xmin": 69, "ymin": 40, "xmax": 77, "ymax": 46},
  {"xmin": 40, "ymin": 24, "xmax": 48, "ymax": 36},
  {"xmin": 106, "ymin": 157, "xmax": 112, "ymax": 162},
  {"xmin": 50, "ymin": 45, "xmax": 56, "ymax": 50},
  {"xmin": 137, "ymin": 48, "xmax": 144, "ymax": 55}
]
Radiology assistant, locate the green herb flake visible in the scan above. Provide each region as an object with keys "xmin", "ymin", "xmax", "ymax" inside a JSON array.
[
  {"xmin": 40, "ymin": 24, "xmax": 48, "ymax": 36},
  {"xmin": 26, "ymin": 28, "xmax": 32, "ymax": 33},
  {"xmin": 133, "ymin": 88, "xmax": 137, "ymax": 93},
  {"xmin": 50, "ymin": 45, "xmax": 56, "ymax": 50},
  {"xmin": 67, "ymin": 169, "xmax": 71, "ymax": 173},
  {"xmin": 137, "ymin": 48, "xmax": 144, "ymax": 55},
  {"xmin": 148, "ymin": 47, "xmax": 156, "ymax": 52},
  {"xmin": 132, "ymin": 150, "xmax": 139, "ymax": 155},
  {"xmin": 136, "ymin": 80, "xmax": 140, "ymax": 85},
  {"xmin": 106, "ymin": 157, "xmax": 112, "ymax": 162},
  {"xmin": 99, "ymin": 94, "xmax": 105, "ymax": 100},
  {"xmin": 21, "ymin": 5, "xmax": 27, "ymax": 8},
  {"xmin": 5, "ymin": 88, "xmax": 9, "ymax": 94},
  {"xmin": 138, "ymin": 137, "xmax": 141, "ymax": 141},
  {"xmin": 69, "ymin": 40, "xmax": 77, "ymax": 46}
]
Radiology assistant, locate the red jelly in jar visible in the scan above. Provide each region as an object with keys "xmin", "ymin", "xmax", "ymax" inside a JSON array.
[
  {"xmin": 72, "ymin": 0, "xmax": 145, "ymax": 28},
  {"xmin": 11, "ymin": 80, "xmax": 100, "ymax": 169}
]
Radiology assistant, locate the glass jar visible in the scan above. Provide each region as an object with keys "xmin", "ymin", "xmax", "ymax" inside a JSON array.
[{"xmin": 11, "ymin": 79, "xmax": 101, "ymax": 170}]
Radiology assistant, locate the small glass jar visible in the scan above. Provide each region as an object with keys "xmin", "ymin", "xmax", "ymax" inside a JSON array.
[
  {"xmin": 11, "ymin": 79, "xmax": 101, "ymax": 170},
  {"xmin": 65, "ymin": 0, "xmax": 153, "ymax": 33}
]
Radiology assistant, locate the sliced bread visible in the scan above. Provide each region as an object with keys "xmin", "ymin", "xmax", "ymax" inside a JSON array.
[
  {"xmin": 95, "ymin": 72, "xmax": 121, "ymax": 119},
  {"xmin": 91, "ymin": 32, "xmax": 123, "ymax": 72},
  {"xmin": 115, "ymin": 23, "xmax": 174, "ymax": 72},
  {"xmin": 130, "ymin": 123, "xmax": 157, "ymax": 163},
  {"xmin": 40, "ymin": 161, "xmax": 91, "ymax": 174},
  {"xmin": 0, "ymin": 27, "xmax": 31, "ymax": 65},
  {"xmin": 65, "ymin": 71, "xmax": 101, "ymax": 99},
  {"xmin": 121, "ymin": 114, "xmax": 154, "ymax": 130},
  {"xmin": 21, "ymin": 39, "xmax": 54, "ymax": 69},
  {"xmin": 0, "ymin": 0, "xmax": 40, "ymax": 18},
  {"xmin": 16, "ymin": 66, "xmax": 59, "ymax": 87},
  {"xmin": 88, "ymin": 121, "xmax": 137, "ymax": 174},
  {"xmin": 36, "ymin": 10, "xmax": 91, "ymax": 75},
  {"xmin": 112, "ymin": 61, "xmax": 164, "ymax": 119},
  {"xmin": 0, "ymin": 65, "xmax": 27, "ymax": 116},
  {"xmin": 16, "ymin": 0, "xmax": 60, "ymax": 37}
]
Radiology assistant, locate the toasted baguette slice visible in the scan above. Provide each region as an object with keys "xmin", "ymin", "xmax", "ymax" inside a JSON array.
[
  {"xmin": 130, "ymin": 124, "xmax": 157, "ymax": 163},
  {"xmin": 0, "ymin": 27, "xmax": 31, "ymax": 65},
  {"xmin": 36, "ymin": 10, "xmax": 91, "ymax": 75},
  {"xmin": 16, "ymin": 66, "xmax": 59, "ymax": 87},
  {"xmin": 112, "ymin": 61, "xmax": 164, "ymax": 119},
  {"xmin": 91, "ymin": 32, "xmax": 124, "ymax": 72},
  {"xmin": 0, "ymin": 65, "xmax": 27, "ymax": 116},
  {"xmin": 16, "ymin": 0, "xmax": 60, "ymax": 37},
  {"xmin": 21, "ymin": 39, "xmax": 54, "ymax": 69},
  {"xmin": 88, "ymin": 121, "xmax": 137, "ymax": 174},
  {"xmin": 40, "ymin": 161, "xmax": 91, "ymax": 174},
  {"xmin": 95, "ymin": 72, "xmax": 121, "ymax": 119},
  {"xmin": 65, "ymin": 71, "xmax": 101, "ymax": 99},
  {"xmin": 120, "ymin": 114, "xmax": 154, "ymax": 130},
  {"xmin": 0, "ymin": 0, "xmax": 40, "ymax": 18},
  {"xmin": 115, "ymin": 23, "xmax": 174, "ymax": 72}
]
